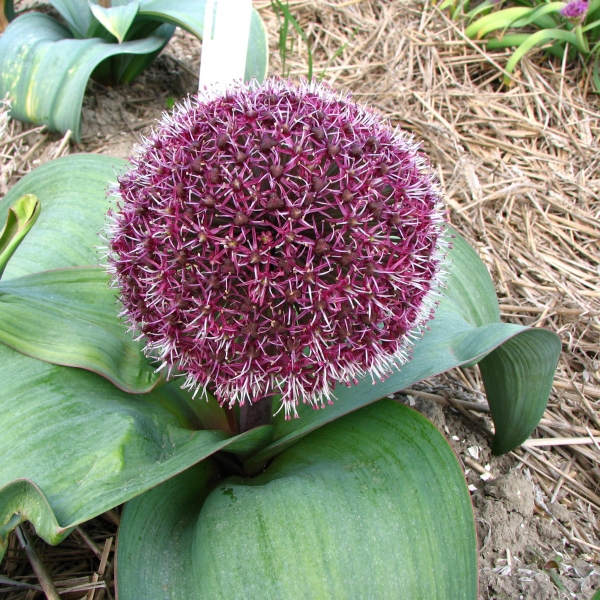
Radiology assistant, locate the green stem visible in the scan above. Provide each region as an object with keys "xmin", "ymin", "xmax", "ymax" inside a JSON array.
[
  {"xmin": 239, "ymin": 395, "xmax": 273, "ymax": 433},
  {"xmin": 575, "ymin": 25, "xmax": 589, "ymax": 54}
]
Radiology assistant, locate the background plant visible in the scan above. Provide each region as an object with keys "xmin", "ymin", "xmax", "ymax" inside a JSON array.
[
  {"xmin": 270, "ymin": 0, "xmax": 313, "ymax": 80},
  {"xmin": 0, "ymin": 0, "xmax": 269, "ymax": 140},
  {"xmin": 441, "ymin": 0, "xmax": 600, "ymax": 90}
]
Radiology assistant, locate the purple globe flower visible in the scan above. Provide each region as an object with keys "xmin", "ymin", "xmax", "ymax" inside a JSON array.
[
  {"xmin": 560, "ymin": 0, "xmax": 588, "ymax": 20},
  {"xmin": 106, "ymin": 78, "xmax": 448, "ymax": 418}
]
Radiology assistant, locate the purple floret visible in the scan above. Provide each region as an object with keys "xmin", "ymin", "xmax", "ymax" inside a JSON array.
[
  {"xmin": 560, "ymin": 0, "xmax": 588, "ymax": 20},
  {"xmin": 106, "ymin": 78, "xmax": 448, "ymax": 418}
]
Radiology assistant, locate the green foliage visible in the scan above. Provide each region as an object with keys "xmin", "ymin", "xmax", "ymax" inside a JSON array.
[
  {"xmin": 118, "ymin": 402, "xmax": 478, "ymax": 599},
  {"xmin": 0, "ymin": 267, "xmax": 162, "ymax": 393},
  {"xmin": 0, "ymin": 194, "xmax": 39, "ymax": 280},
  {"xmin": 442, "ymin": 0, "xmax": 600, "ymax": 90},
  {"xmin": 0, "ymin": 0, "xmax": 269, "ymax": 140},
  {"xmin": 268, "ymin": 1, "xmax": 359, "ymax": 83},
  {"xmin": 0, "ymin": 154, "xmax": 560, "ymax": 596},
  {"xmin": 270, "ymin": 0, "xmax": 313, "ymax": 80}
]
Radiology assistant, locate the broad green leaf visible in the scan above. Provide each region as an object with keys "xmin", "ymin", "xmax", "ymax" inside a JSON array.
[
  {"xmin": 0, "ymin": 194, "xmax": 40, "ymax": 280},
  {"xmin": 190, "ymin": 388, "xmax": 233, "ymax": 433},
  {"xmin": 89, "ymin": 0, "xmax": 140, "ymax": 43},
  {"xmin": 441, "ymin": 229, "xmax": 500, "ymax": 326},
  {"xmin": 1, "ymin": 0, "xmax": 269, "ymax": 137},
  {"xmin": 118, "ymin": 401, "xmax": 477, "ymax": 599},
  {"xmin": 480, "ymin": 328, "xmax": 560, "ymax": 454},
  {"xmin": 0, "ymin": 154, "xmax": 127, "ymax": 279},
  {"xmin": 49, "ymin": 0, "xmax": 94, "ymax": 37},
  {"xmin": 503, "ymin": 29, "xmax": 579, "ymax": 83},
  {"xmin": 0, "ymin": 266, "xmax": 161, "ymax": 393},
  {"xmin": 137, "ymin": 0, "xmax": 269, "ymax": 82},
  {"xmin": 0, "ymin": 343, "xmax": 272, "ymax": 561},
  {"xmin": 245, "ymin": 229, "xmax": 560, "ymax": 471},
  {"xmin": 593, "ymin": 51, "xmax": 600, "ymax": 93},
  {"xmin": 90, "ymin": 18, "xmax": 171, "ymax": 84},
  {"xmin": 0, "ymin": 13, "xmax": 172, "ymax": 140},
  {"xmin": 439, "ymin": 0, "xmax": 458, "ymax": 11}
]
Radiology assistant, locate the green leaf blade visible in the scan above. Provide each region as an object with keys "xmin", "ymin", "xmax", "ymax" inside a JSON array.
[
  {"xmin": 0, "ymin": 266, "xmax": 160, "ymax": 393},
  {"xmin": 465, "ymin": 6, "xmax": 533, "ymax": 38},
  {"xmin": 503, "ymin": 29, "xmax": 579, "ymax": 84},
  {"xmin": 0, "ymin": 343, "xmax": 272, "ymax": 560},
  {"xmin": 442, "ymin": 228, "xmax": 500, "ymax": 327},
  {"xmin": 49, "ymin": 0, "xmax": 94, "ymax": 37},
  {"xmin": 0, "ymin": 154, "xmax": 126, "ymax": 278},
  {"xmin": 0, "ymin": 194, "xmax": 40, "ymax": 280},
  {"xmin": 118, "ymin": 401, "xmax": 477, "ymax": 599},
  {"xmin": 480, "ymin": 328, "xmax": 561, "ymax": 454},
  {"xmin": 0, "ymin": 480, "xmax": 71, "ymax": 551},
  {"xmin": 0, "ymin": 13, "xmax": 170, "ymax": 139},
  {"xmin": 89, "ymin": 0, "xmax": 140, "ymax": 43}
]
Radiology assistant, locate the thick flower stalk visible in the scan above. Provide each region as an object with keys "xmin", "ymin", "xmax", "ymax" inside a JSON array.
[{"xmin": 106, "ymin": 78, "xmax": 448, "ymax": 418}]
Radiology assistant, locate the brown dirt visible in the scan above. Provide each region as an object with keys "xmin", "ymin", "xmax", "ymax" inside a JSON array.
[{"xmin": 1, "ymin": 0, "xmax": 599, "ymax": 598}]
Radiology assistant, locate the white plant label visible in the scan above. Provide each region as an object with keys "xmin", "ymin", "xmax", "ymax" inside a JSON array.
[{"xmin": 199, "ymin": 0, "xmax": 252, "ymax": 91}]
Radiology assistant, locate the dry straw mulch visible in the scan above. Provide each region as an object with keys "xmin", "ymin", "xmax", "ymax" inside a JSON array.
[{"xmin": 1, "ymin": 0, "xmax": 599, "ymax": 597}]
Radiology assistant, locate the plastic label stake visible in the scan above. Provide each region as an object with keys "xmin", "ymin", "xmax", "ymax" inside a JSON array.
[{"xmin": 199, "ymin": 0, "xmax": 252, "ymax": 91}]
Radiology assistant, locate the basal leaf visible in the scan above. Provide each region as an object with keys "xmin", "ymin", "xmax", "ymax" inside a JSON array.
[
  {"xmin": 0, "ymin": 13, "xmax": 171, "ymax": 140},
  {"xmin": 465, "ymin": 6, "xmax": 532, "ymax": 38},
  {"xmin": 0, "ymin": 266, "xmax": 160, "ymax": 393},
  {"xmin": 118, "ymin": 401, "xmax": 477, "ymax": 599},
  {"xmin": 480, "ymin": 328, "xmax": 560, "ymax": 454},
  {"xmin": 49, "ymin": 0, "xmax": 94, "ymax": 37},
  {"xmin": 89, "ymin": 0, "xmax": 140, "ymax": 43},
  {"xmin": 0, "ymin": 343, "xmax": 271, "ymax": 560},
  {"xmin": 0, "ymin": 154, "xmax": 127, "ymax": 278},
  {"xmin": 511, "ymin": 2, "xmax": 566, "ymax": 28},
  {"xmin": 441, "ymin": 228, "xmax": 500, "ymax": 327},
  {"xmin": 486, "ymin": 33, "xmax": 531, "ymax": 49}
]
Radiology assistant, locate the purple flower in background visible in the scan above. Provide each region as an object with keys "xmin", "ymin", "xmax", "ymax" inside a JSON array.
[
  {"xmin": 107, "ymin": 78, "xmax": 448, "ymax": 418},
  {"xmin": 560, "ymin": 0, "xmax": 588, "ymax": 21}
]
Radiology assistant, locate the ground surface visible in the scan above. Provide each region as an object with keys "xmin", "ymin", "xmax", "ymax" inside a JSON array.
[{"xmin": 1, "ymin": 0, "xmax": 599, "ymax": 598}]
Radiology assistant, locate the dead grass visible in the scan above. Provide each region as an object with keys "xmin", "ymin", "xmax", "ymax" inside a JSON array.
[
  {"xmin": 1, "ymin": 0, "xmax": 599, "ymax": 597},
  {"xmin": 0, "ymin": 97, "xmax": 71, "ymax": 196}
]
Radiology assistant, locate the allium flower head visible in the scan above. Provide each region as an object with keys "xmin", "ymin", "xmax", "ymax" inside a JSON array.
[
  {"xmin": 560, "ymin": 0, "xmax": 588, "ymax": 21},
  {"xmin": 106, "ymin": 78, "xmax": 448, "ymax": 418}
]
